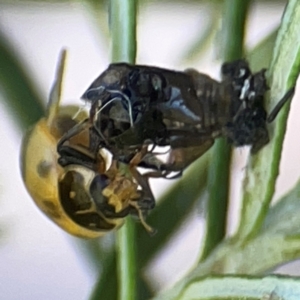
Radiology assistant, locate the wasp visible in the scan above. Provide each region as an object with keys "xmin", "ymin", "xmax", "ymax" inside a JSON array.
[
  {"xmin": 21, "ymin": 50, "xmax": 155, "ymax": 238},
  {"xmin": 57, "ymin": 60, "xmax": 294, "ymax": 175}
]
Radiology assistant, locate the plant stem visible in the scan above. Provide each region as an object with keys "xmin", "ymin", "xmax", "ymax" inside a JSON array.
[
  {"xmin": 109, "ymin": 1, "xmax": 138, "ymax": 300},
  {"xmin": 200, "ymin": 0, "xmax": 251, "ymax": 261},
  {"xmin": 110, "ymin": 0, "xmax": 137, "ymax": 63},
  {"xmin": 116, "ymin": 219, "xmax": 137, "ymax": 300}
]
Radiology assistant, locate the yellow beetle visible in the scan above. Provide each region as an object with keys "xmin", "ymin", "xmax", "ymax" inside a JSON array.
[{"xmin": 20, "ymin": 50, "xmax": 153, "ymax": 238}]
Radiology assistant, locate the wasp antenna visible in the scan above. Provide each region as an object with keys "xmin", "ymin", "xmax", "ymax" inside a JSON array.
[
  {"xmin": 267, "ymin": 87, "xmax": 295, "ymax": 123},
  {"xmin": 129, "ymin": 201, "xmax": 156, "ymax": 235},
  {"xmin": 46, "ymin": 49, "xmax": 68, "ymax": 128}
]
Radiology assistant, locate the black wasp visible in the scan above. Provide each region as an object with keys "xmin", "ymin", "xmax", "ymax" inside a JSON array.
[{"xmin": 57, "ymin": 59, "xmax": 294, "ymax": 176}]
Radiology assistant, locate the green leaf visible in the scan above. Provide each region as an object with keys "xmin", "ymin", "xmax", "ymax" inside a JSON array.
[
  {"xmin": 153, "ymin": 232, "xmax": 300, "ymax": 299},
  {"xmin": 0, "ymin": 29, "xmax": 44, "ymax": 129},
  {"xmin": 179, "ymin": 5, "xmax": 220, "ymax": 64},
  {"xmin": 262, "ymin": 178, "xmax": 300, "ymax": 235},
  {"xmin": 236, "ymin": 0, "xmax": 300, "ymax": 243},
  {"xmin": 153, "ymin": 168, "xmax": 300, "ymax": 299},
  {"xmin": 152, "ymin": 176, "xmax": 300, "ymax": 298},
  {"xmin": 247, "ymin": 27, "xmax": 279, "ymax": 71},
  {"xmin": 89, "ymin": 250, "xmax": 118, "ymax": 300},
  {"xmin": 175, "ymin": 275, "xmax": 300, "ymax": 300}
]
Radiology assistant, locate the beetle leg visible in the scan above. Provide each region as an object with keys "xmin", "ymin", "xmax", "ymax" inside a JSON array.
[
  {"xmin": 249, "ymin": 87, "xmax": 295, "ymax": 153},
  {"xmin": 267, "ymin": 87, "xmax": 295, "ymax": 122}
]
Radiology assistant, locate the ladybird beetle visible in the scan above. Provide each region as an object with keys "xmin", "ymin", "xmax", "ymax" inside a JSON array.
[
  {"xmin": 20, "ymin": 50, "xmax": 154, "ymax": 238},
  {"xmin": 57, "ymin": 60, "xmax": 294, "ymax": 176}
]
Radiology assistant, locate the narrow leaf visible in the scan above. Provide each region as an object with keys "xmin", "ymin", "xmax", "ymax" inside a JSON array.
[
  {"xmin": 176, "ymin": 275, "xmax": 300, "ymax": 300},
  {"xmin": 236, "ymin": 0, "xmax": 300, "ymax": 242},
  {"xmin": 0, "ymin": 29, "xmax": 44, "ymax": 129},
  {"xmin": 247, "ymin": 27, "xmax": 278, "ymax": 71},
  {"xmin": 262, "ymin": 178, "xmax": 300, "ymax": 235},
  {"xmin": 153, "ymin": 233, "xmax": 300, "ymax": 300}
]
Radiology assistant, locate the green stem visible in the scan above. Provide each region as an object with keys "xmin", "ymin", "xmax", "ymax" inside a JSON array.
[
  {"xmin": 116, "ymin": 220, "xmax": 137, "ymax": 300},
  {"xmin": 200, "ymin": 0, "xmax": 251, "ymax": 261},
  {"xmin": 110, "ymin": 0, "xmax": 137, "ymax": 63},
  {"xmin": 109, "ymin": 1, "xmax": 138, "ymax": 300}
]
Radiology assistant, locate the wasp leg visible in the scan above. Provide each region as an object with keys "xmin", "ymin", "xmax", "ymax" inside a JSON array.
[
  {"xmin": 57, "ymin": 119, "xmax": 90, "ymax": 148},
  {"xmin": 165, "ymin": 139, "xmax": 214, "ymax": 172},
  {"xmin": 129, "ymin": 158, "xmax": 156, "ymax": 216},
  {"xmin": 57, "ymin": 142, "xmax": 106, "ymax": 173},
  {"xmin": 57, "ymin": 117, "xmax": 106, "ymax": 171},
  {"xmin": 58, "ymin": 117, "xmax": 104, "ymax": 155},
  {"xmin": 138, "ymin": 136, "xmax": 214, "ymax": 175},
  {"xmin": 128, "ymin": 168, "xmax": 156, "ymax": 234},
  {"xmin": 119, "ymin": 147, "xmax": 176, "ymax": 181},
  {"xmin": 133, "ymin": 133, "xmax": 215, "ymax": 173},
  {"xmin": 127, "ymin": 146, "xmax": 149, "ymax": 166},
  {"xmin": 129, "ymin": 165, "xmax": 155, "ymax": 209},
  {"xmin": 126, "ymin": 145, "xmax": 166, "ymax": 173},
  {"xmin": 58, "ymin": 146, "xmax": 96, "ymax": 169}
]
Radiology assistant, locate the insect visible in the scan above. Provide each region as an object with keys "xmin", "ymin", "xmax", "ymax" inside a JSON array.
[
  {"xmin": 20, "ymin": 50, "xmax": 154, "ymax": 238},
  {"xmin": 58, "ymin": 60, "xmax": 294, "ymax": 175}
]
